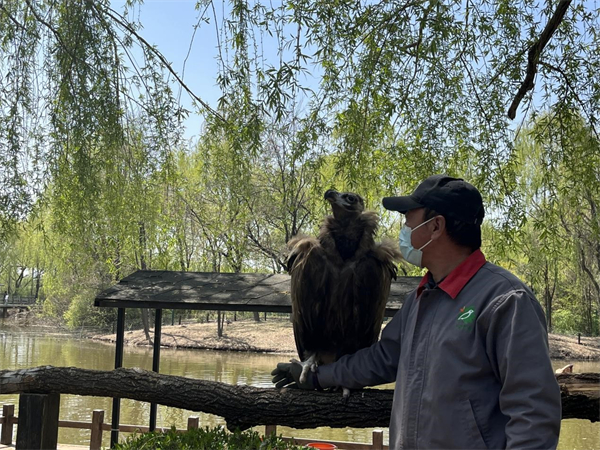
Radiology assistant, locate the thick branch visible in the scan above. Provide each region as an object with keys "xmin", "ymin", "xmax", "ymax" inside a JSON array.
[
  {"xmin": 507, "ymin": 0, "xmax": 572, "ymax": 119},
  {"xmin": 1, "ymin": 366, "xmax": 598, "ymax": 430},
  {"xmin": 0, "ymin": 366, "xmax": 392, "ymax": 430}
]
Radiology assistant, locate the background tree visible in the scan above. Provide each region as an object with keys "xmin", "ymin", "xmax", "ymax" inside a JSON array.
[{"xmin": 1, "ymin": 0, "xmax": 599, "ymax": 336}]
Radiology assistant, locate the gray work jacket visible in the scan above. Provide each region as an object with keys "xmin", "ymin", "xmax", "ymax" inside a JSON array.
[{"xmin": 318, "ymin": 251, "xmax": 561, "ymax": 449}]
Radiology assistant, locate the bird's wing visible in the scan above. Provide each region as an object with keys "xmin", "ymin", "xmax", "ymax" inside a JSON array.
[
  {"xmin": 338, "ymin": 240, "xmax": 401, "ymax": 355},
  {"xmin": 287, "ymin": 235, "xmax": 333, "ymax": 360},
  {"xmin": 371, "ymin": 239, "xmax": 402, "ymax": 281}
]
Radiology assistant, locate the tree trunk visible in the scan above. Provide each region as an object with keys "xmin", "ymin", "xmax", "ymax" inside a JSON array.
[
  {"xmin": 140, "ymin": 309, "xmax": 153, "ymax": 345},
  {"xmin": 543, "ymin": 260, "xmax": 554, "ymax": 332},
  {"xmin": 137, "ymin": 222, "xmax": 152, "ymax": 345},
  {"xmin": 217, "ymin": 311, "xmax": 224, "ymax": 337},
  {"xmin": 34, "ymin": 269, "xmax": 41, "ymax": 300},
  {"xmin": 0, "ymin": 367, "xmax": 597, "ymax": 431},
  {"xmin": 253, "ymin": 311, "xmax": 261, "ymax": 322}
]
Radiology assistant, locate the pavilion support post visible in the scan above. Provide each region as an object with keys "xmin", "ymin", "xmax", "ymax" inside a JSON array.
[
  {"xmin": 111, "ymin": 307, "xmax": 125, "ymax": 448},
  {"xmin": 16, "ymin": 393, "xmax": 60, "ymax": 450},
  {"xmin": 149, "ymin": 308, "xmax": 162, "ymax": 432}
]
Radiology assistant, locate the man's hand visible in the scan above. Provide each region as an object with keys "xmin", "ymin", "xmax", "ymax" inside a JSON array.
[{"xmin": 271, "ymin": 360, "xmax": 317, "ymax": 389}]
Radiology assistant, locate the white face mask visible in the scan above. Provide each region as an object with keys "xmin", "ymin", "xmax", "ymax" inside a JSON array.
[{"xmin": 399, "ymin": 216, "xmax": 437, "ymax": 267}]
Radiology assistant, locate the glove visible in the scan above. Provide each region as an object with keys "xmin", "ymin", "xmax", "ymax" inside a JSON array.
[{"xmin": 271, "ymin": 360, "xmax": 319, "ymax": 390}]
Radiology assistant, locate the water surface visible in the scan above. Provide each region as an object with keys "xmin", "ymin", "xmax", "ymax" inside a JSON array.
[{"xmin": 0, "ymin": 331, "xmax": 598, "ymax": 449}]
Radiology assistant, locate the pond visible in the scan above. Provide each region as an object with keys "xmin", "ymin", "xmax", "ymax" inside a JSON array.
[{"xmin": 0, "ymin": 330, "xmax": 598, "ymax": 449}]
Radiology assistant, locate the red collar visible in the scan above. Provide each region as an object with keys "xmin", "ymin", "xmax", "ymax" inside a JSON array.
[{"xmin": 417, "ymin": 249, "xmax": 486, "ymax": 299}]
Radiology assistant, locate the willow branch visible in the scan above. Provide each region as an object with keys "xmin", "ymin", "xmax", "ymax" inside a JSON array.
[{"xmin": 91, "ymin": 1, "xmax": 227, "ymax": 125}]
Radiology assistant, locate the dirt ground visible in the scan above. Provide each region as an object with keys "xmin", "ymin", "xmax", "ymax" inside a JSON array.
[
  {"xmin": 94, "ymin": 319, "xmax": 298, "ymax": 354},
  {"xmin": 547, "ymin": 333, "xmax": 600, "ymax": 360},
  {"xmin": 93, "ymin": 318, "xmax": 600, "ymax": 360}
]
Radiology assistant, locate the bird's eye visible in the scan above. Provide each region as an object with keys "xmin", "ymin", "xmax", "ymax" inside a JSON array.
[{"xmin": 347, "ymin": 195, "xmax": 356, "ymax": 203}]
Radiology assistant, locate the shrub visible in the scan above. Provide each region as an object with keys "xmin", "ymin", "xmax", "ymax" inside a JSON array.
[{"xmin": 114, "ymin": 426, "xmax": 305, "ymax": 450}]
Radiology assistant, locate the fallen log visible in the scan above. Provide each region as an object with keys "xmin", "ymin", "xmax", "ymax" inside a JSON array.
[
  {"xmin": 0, "ymin": 366, "xmax": 597, "ymax": 431},
  {"xmin": 556, "ymin": 372, "xmax": 600, "ymax": 422}
]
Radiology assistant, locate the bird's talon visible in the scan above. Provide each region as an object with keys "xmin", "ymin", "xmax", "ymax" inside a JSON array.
[{"xmin": 342, "ymin": 387, "xmax": 351, "ymax": 401}]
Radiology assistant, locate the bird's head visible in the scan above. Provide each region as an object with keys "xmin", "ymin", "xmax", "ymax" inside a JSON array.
[{"xmin": 324, "ymin": 189, "xmax": 365, "ymax": 219}]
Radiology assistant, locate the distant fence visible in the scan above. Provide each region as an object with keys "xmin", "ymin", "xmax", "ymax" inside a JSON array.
[
  {"xmin": 2, "ymin": 295, "xmax": 37, "ymax": 306},
  {"xmin": 1, "ymin": 296, "xmax": 37, "ymax": 318}
]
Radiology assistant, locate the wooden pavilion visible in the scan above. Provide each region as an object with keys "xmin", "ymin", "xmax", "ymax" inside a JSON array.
[{"xmin": 93, "ymin": 270, "xmax": 421, "ymax": 447}]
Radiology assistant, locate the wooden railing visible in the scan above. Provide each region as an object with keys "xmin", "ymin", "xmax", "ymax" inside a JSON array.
[
  {"xmin": 0, "ymin": 404, "xmax": 388, "ymax": 450},
  {"xmin": 0, "ymin": 404, "xmax": 202, "ymax": 450},
  {"xmin": 2, "ymin": 295, "xmax": 36, "ymax": 306}
]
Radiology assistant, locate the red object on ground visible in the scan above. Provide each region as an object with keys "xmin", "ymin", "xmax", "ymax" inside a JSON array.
[{"xmin": 306, "ymin": 443, "xmax": 338, "ymax": 449}]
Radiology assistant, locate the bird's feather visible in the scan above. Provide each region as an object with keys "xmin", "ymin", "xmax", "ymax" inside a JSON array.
[{"xmin": 287, "ymin": 192, "xmax": 402, "ymax": 369}]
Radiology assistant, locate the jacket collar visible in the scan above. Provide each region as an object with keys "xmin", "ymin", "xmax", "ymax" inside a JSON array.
[{"xmin": 417, "ymin": 249, "xmax": 486, "ymax": 299}]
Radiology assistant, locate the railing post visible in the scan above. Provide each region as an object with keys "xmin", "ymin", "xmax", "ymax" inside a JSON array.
[
  {"xmin": 187, "ymin": 416, "xmax": 199, "ymax": 430},
  {"xmin": 16, "ymin": 393, "xmax": 60, "ymax": 450},
  {"xmin": 372, "ymin": 429, "xmax": 384, "ymax": 450},
  {"xmin": 1, "ymin": 404, "xmax": 15, "ymax": 445},
  {"xmin": 90, "ymin": 410, "xmax": 105, "ymax": 450},
  {"xmin": 265, "ymin": 425, "xmax": 277, "ymax": 436}
]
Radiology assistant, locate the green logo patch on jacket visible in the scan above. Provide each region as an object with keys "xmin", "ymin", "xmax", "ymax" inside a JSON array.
[{"xmin": 456, "ymin": 306, "xmax": 476, "ymax": 330}]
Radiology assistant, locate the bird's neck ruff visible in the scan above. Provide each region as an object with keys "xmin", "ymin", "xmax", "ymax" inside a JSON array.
[
  {"xmin": 318, "ymin": 211, "xmax": 379, "ymax": 260},
  {"xmin": 321, "ymin": 211, "xmax": 379, "ymax": 233}
]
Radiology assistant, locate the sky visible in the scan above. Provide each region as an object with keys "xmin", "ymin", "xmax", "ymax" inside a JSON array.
[{"xmin": 111, "ymin": 0, "xmax": 320, "ymax": 141}]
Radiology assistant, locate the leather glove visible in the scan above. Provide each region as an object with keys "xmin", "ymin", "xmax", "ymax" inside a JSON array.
[{"xmin": 271, "ymin": 360, "xmax": 318, "ymax": 390}]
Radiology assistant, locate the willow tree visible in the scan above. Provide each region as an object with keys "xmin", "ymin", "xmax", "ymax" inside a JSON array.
[
  {"xmin": 3, "ymin": 0, "xmax": 599, "ymax": 234},
  {"xmin": 2, "ymin": 0, "xmax": 599, "ymax": 333},
  {"xmin": 204, "ymin": 0, "xmax": 598, "ymax": 227},
  {"xmin": 0, "ymin": 0, "xmax": 196, "ymax": 334},
  {"xmin": 505, "ymin": 109, "xmax": 600, "ymax": 334},
  {"xmin": 0, "ymin": 0, "xmax": 193, "ymax": 237}
]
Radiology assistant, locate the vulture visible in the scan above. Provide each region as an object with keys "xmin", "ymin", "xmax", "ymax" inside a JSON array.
[{"xmin": 287, "ymin": 189, "xmax": 402, "ymax": 393}]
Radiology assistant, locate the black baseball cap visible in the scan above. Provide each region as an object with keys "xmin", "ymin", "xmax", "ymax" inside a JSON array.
[{"xmin": 382, "ymin": 175, "xmax": 485, "ymax": 225}]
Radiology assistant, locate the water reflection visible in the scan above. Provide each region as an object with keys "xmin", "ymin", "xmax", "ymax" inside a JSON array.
[{"xmin": 0, "ymin": 331, "xmax": 598, "ymax": 449}]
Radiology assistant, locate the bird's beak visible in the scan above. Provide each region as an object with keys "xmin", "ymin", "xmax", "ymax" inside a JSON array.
[{"xmin": 324, "ymin": 189, "xmax": 338, "ymax": 203}]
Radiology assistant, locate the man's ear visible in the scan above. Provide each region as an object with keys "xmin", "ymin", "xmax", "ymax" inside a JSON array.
[{"xmin": 430, "ymin": 215, "xmax": 446, "ymax": 240}]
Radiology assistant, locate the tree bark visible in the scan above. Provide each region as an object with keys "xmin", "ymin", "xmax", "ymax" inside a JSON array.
[
  {"xmin": 217, "ymin": 311, "xmax": 224, "ymax": 337},
  {"xmin": 138, "ymin": 222, "xmax": 153, "ymax": 346},
  {"xmin": 0, "ymin": 366, "xmax": 597, "ymax": 431},
  {"xmin": 140, "ymin": 308, "xmax": 153, "ymax": 345},
  {"xmin": 557, "ymin": 372, "xmax": 600, "ymax": 422}
]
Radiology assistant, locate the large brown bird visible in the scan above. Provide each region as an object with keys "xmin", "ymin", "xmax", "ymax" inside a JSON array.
[{"xmin": 287, "ymin": 189, "xmax": 401, "ymax": 393}]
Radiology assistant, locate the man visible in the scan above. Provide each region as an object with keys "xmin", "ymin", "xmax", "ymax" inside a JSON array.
[{"xmin": 272, "ymin": 174, "xmax": 561, "ymax": 449}]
